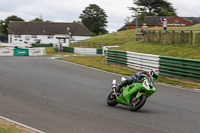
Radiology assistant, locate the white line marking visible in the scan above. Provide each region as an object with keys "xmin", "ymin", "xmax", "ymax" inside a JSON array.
[{"xmin": 0, "ymin": 116, "xmax": 45, "ymax": 133}]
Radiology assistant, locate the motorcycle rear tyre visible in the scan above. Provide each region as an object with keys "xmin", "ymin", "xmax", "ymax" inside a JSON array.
[
  {"xmin": 107, "ymin": 91, "xmax": 118, "ymax": 106},
  {"xmin": 129, "ymin": 95, "xmax": 146, "ymax": 111}
]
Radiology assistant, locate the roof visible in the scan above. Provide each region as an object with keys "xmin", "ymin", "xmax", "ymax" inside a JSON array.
[
  {"xmin": 181, "ymin": 17, "xmax": 200, "ymax": 25},
  {"xmin": 127, "ymin": 16, "xmax": 200, "ymax": 26},
  {"xmin": 128, "ymin": 16, "xmax": 173, "ymax": 26},
  {"xmin": 118, "ymin": 25, "xmax": 126, "ymax": 31},
  {"xmin": 8, "ymin": 21, "xmax": 91, "ymax": 36}
]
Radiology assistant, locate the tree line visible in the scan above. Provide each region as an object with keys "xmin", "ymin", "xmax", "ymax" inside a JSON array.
[
  {"xmin": 0, "ymin": 4, "xmax": 108, "ymax": 37},
  {"xmin": 0, "ymin": 0, "xmax": 177, "ymax": 38},
  {"xmin": 126, "ymin": 0, "xmax": 176, "ymax": 24}
]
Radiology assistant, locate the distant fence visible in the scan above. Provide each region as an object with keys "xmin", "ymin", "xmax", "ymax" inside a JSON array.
[
  {"xmin": 105, "ymin": 49, "xmax": 200, "ymax": 81},
  {"xmin": 69, "ymin": 40, "xmax": 124, "ymax": 48},
  {"xmin": 0, "ymin": 42, "xmax": 29, "ymax": 47},
  {"xmin": 31, "ymin": 43, "xmax": 53, "ymax": 47},
  {"xmin": 144, "ymin": 30, "xmax": 200, "ymax": 44}
]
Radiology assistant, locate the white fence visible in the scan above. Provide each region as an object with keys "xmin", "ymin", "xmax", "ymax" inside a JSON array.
[
  {"xmin": 74, "ymin": 48, "xmax": 97, "ymax": 55},
  {"xmin": 0, "ymin": 42, "xmax": 30, "ymax": 47},
  {"xmin": 126, "ymin": 51, "xmax": 160, "ymax": 71},
  {"xmin": 0, "ymin": 48, "xmax": 14, "ymax": 56},
  {"xmin": 29, "ymin": 48, "xmax": 46, "ymax": 56},
  {"xmin": 0, "ymin": 47, "xmax": 46, "ymax": 56},
  {"xmin": 106, "ymin": 50, "xmax": 160, "ymax": 71}
]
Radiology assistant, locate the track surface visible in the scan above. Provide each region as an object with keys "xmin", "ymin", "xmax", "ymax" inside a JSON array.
[{"xmin": 0, "ymin": 57, "xmax": 199, "ymax": 133}]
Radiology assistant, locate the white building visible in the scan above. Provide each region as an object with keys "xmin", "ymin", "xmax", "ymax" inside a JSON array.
[{"xmin": 8, "ymin": 21, "xmax": 92, "ymax": 47}]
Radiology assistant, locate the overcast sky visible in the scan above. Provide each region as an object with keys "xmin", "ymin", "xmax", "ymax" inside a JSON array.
[{"xmin": 1, "ymin": 0, "xmax": 200, "ymax": 32}]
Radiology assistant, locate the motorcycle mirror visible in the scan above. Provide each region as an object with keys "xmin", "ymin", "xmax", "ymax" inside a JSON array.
[{"xmin": 112, "ymin": 79, "xmax": 117, "ymax": 85}]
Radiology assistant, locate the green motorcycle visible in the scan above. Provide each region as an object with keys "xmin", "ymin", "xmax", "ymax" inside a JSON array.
[{"xmin": 107, "ymin": 77, "xmax": 156, "ymax": 111}]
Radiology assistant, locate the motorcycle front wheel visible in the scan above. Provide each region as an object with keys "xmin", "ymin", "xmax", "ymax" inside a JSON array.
[
  {"xmin": 129, "ymin": 95, "xmax": 146, "ymax": 111},
  {"xmin": 107, "ymin": 91, "xmax": 118, "ymax": 106}
]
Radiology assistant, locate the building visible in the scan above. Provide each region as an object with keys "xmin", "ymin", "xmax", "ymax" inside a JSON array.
[
  {"xmin": 8, "ymin": 21, "xmax": 92, "ymax": 46},
  {"xmin": 118, "ymin": 16, "xmax": 200, "ymax": 31}
]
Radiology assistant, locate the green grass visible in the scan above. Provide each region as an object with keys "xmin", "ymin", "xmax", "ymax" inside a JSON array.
[
  {"xmin": 84, "ymin": 24, "xmax": 200, "ymax": 60},
  {"xmin": 57, "ymin": 24, "xmax": 200, "ymax": 89},
  {"xmin": 0, "ymin": 120, "xmax": 34, "ymax": 133},
  {"xmin": 57, "ymin": 56, "xmax": 200, "ymax": 89},
  {"xmin": 112, "ymin": 40, "xmax": 200, "ymax": 60},
  {"xmin": 85, "ymin": 29, "xmax": 136, "ymax": 43},
  {"xmin": 182, "ymin": 24, "xmax": 200, "ymax": 30},
  {"xmin": 45, "ymin": 47, "xmax": 76, "ymax": 56},
  {"xmin": 0, "ymin": 126, "xmax": 23, "ymax": 133},
  {"xmin": 58, "ymin": 56, "xmax": 135, "ymax": 75}
]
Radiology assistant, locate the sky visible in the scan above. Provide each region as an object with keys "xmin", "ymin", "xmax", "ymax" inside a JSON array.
[{"xmin": 1, "ymin": 0, "xmax": 200, "ymax": 33}]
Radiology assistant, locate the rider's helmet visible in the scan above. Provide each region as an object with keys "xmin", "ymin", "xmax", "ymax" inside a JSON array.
[{"xmin": 149, "ymin": 69, "xmax": 159, "ymax": 80}]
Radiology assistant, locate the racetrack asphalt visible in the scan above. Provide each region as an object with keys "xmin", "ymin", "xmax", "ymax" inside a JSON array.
[{"xmin": 0, "ymin": 57, "xmax": 199, "ymax": 133}]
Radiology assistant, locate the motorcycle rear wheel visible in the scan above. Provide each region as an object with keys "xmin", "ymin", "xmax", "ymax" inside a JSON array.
[
  {"xmin": 129, "ymin": 95, "xmax": 146, "ymax": 111},
  {"xmin": 107, "ymin": 91, "xmax": 118, "ymax": 106}
]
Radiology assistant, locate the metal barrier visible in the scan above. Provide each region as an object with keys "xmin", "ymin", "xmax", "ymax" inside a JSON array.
[
  {"xmin": 106, "ymin": 50, "xmax": 127, "ymax": 66},
  {"xmin": 106, "ymin": 50, "xmax": 160, "ymax": 70},
  {"xmin": 0, "ymin": 48, "xmax": 14, "ymax": 56},
  {"xmin": 126, "ymin": 51, "xmax": 160, "ymax": 71},
  {"xmin": 62, "ymin": 46, "xmax": 102, "ymax": 55},
  {"xmin": 0, "ymin": 47, "xmax": 46, "ymax": 56},
  {"xmin": 159, "ymin": 56, "xmax": 200, "ymax": 81},
  {"xmin": 106, "ymin": 49, "xmax": 200, "ymax": 81}
]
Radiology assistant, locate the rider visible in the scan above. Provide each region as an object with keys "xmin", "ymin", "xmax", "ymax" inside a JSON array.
[{"xmin": 116, "ymin": 69, "xmax": 159, "ymax": 92}]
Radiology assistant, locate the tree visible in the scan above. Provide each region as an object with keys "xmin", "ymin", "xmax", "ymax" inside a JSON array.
[
  {"xmin": 30, "ymin": 18, "xmax": 44, "ymax": 22},
  {"xmin": 73, "ymin": 20, "xmax": 81, "ymax": 23},
  {"xmin": 124, "ymin": 16, "xmax": 132, "ymax": 25},
  {"xmin": 79, "ymin": 4, "xmax": 108, "ymax": 35},
  {"xmin": 30, "ymin": 18, "xmax": 51, "ymax": 22},
  {"xmin": 1, "ymin": 15, "xmax": 24, "ymax": 35},
  {"xmin": 157, "ymin": 9, "xmax": 176, "ymax": 16},
  {"xmin": 0, "ymin": 20, "xmax": 5, "ymax": 34},
  {"xmin": 129, "ymin": 0, "xmax": 176, "ymax": 16}
]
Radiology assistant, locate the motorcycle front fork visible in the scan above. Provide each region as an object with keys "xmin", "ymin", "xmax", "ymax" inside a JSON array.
[
  {"xmin": 132, "ymin": 90, "xmax": 140, "ymax": 102},
  {"xmin": 112, "ymin": 87, "xmax": 118, "ymax": 98}
]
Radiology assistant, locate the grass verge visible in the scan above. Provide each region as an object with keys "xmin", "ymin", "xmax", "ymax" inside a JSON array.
[
  {"xmin": 45, "ymin": 47, "xmax": 76, "ymax": 56},
  {"xmin": 112, "ymin": 40, "xmax": 200, "ymax": 60},
  {"xmin": 57, "ymin": 56, "xmax": 200, "ymax": 89},
  {"xmin": 0, "ymin": 118, "xmax": 35, "ymax": 133},
  {"xmin": 84, "ymin": 25, "xmax": 200, "ymax": 60}
]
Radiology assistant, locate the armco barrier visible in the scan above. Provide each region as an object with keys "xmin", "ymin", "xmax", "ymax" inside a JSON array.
[
  {"xmin": 14, "ymin": 48, "xmax": 29, "ymax": 56},
  {"xmin": 0, "ymin": 47, "xmax": 46, "ymax": 56},
  {"xmin": 63, "ymin": 47, "xmax": 74, "ymax": 53},
  {"xmin": 97, "ymin": 48, "xmax": 103, "ymax": 54},
  {"xmin": 29, "ymin": 48, "xmax": 46, "ymax": 56},
  {"xmin": 106, "ymin": 49, "xmax": 200, "ymax": 81},
  {"xmin": 62, "ymin": 47, "xmax": 102, "ymax": 55},
  {"xmin": 0, "ymin": 48, "xmax": 14, "ymax": 56},
  {"xmin": 106, "ymin": 50, "xmax": 127, "ymax": 66},
  {"xmin": 126, "ymin": 51, "xmax": 160, "ymax": 71},
  {"xmin": 74, "ymin": 48, "xmax": 96, "ymax": 55},
  {"xmin": 106, "ymin": 50, "xmax": 159, "ymax": 70},
  {"xmin": 159, "ymin": 56, "xmax": 200, "ymax": 81}
]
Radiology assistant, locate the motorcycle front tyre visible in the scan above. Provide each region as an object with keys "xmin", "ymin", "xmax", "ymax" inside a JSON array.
[
  {"xmin": 107, "ymin": 91, "xmax": 118, "ymax": 106},
  {"xmin": 129, "ymin": 94, "xmax": 146, "ymax": 111}
]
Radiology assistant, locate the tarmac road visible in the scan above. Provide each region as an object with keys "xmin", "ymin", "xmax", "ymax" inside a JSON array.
[{"xmin": 0, "ymin": 57, "xmax": 200, "ymax": 133}]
